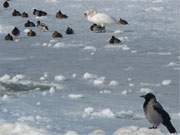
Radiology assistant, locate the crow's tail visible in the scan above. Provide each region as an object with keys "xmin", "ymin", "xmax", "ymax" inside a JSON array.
[{"xmin": 163, "ymin": 120, "xmax": 176, "ymax": 133}]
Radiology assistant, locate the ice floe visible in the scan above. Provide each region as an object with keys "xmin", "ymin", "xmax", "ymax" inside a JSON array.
[
  {"xmin": 49, "ymin": 87, "xmax": 56, "ymax": 95},
  {"xmin": 83, "ymin": 107, "xmax": 115, "ymax": 118},
  {"xmin": 99, "ymin": 90, "xmax": 112, "ymax": 94},
  {"xmin": 68, "ymin": 94, "xmax": 84, "ymax": 99},
  {"xmin": 109, "ymin": 80, "xmax": 119, "ymax": 87},
  {"xmin": 83, "ymin": 72, "xmax": 97, "ymax": 80},
  {"xmin": 0, "ymin": 74, "xmax": 63, "ymax": 96},
  {"xmin": 82, "ymin": 72, "xmax": 119, "ymax": 88},
  {"xmin": 83, "ymin": 46, "xmax": 97, "ymax": 52},
  {"xmin": 121, "ymin": 89, "xmax": 132, "ymax": 95},
  {"xmin": 54, "ymin": 75, "xmax": 66, "ymax": 82},
  {"xmin": 161, "ymin": 80, "xmax": 172, "ymax": 86},
  {"xmin": 140, "ymin": 88, "xmax": 153, "ymax": 93}
]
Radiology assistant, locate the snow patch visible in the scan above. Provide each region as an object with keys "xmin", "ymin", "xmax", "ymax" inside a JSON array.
[
  {"xmin": 140, "ymin": 88, "xmax": 153, "ymax": 93},
  {"xmin": 99, "ymin": 90, "xmax": 112, "ymax": 94},
  {"xmin": 49, "ymin": 87, "xmax": 56, "ymax": 94},
  {"xmin": 121, "ymin": 90, "xmax": 132, "ymax": 95},
  {"xmin": 64, "ymin": 131, "xmax": 79, "ymax": 135},
  {"xmin": 93, "ymin": 77, "xmax": 106, "ymax": 87},
  {"xmin": 68, "ymin": 94, "xmax": 84, "ymax": 99},
  {"xmin": 88, "ymin": 129, "xmax": 106, "ymax": 135},
  {"xmin": 53, "ymin": 42, "xmax": 65, "ymax": 48},
  {"xmin": 161, "ymin": 80, "xmax": 171, "ymax": 86},
  {"xmin": 83, "ymin": 108, "xmax": 115, "ymax": 118},
  {"xmin": 83, "ymin": 72, "xmax": 97, "ymax": 80},
  {"xmin": 115, "ymin": 110, "xmax": 135, "ymax": 119},
  {"xmin": 54, "ymin": 75, "xmax": 66, "ymax": 82},
  {"xmin": 109, "ymin": 80, "xmax": 119, "ymax": 87},
  {"xmin": 83, "ymin": 46, "xmax": 97, "ymax": 52},
  {"xmin": 113, "ymin": 126, "xmax": 164, "ymax": 135},
  {"xmin": 0, "ymin": 122, "xmax": 47, "ymax": 135},
  {"xmin": 0, "ymin": 74, "xmax": 63, "ymax": 95},
  {"xmin": 24, "ymin": 29, "xmax": 30, "ymax": 33}
]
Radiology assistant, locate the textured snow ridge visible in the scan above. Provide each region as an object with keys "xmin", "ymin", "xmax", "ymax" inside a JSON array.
[
  {"xmin": 83, "ymin": 107, "xmax": 115, "ymax": 118},
  {"xmin": 0, "ymin": 122, "xmax": 48, "ymax": 135},
  {"xmin": 113, "ymin": 126, "xmax": 164, "ymax": 135},
  {"xmin": 0, "ymin": 74, "xmax": 63, "ymax": 95}
]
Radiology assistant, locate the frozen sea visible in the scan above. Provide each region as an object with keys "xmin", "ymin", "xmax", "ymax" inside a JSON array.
[{"xmin": 0, "ymin": 0, "xmax": 180, "ymax": 134}]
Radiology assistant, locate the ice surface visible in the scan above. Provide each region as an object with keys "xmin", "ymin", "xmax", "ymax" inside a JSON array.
[{"xmin": 0, "ymin": 0, "xmax": 179, "ymax": 134}]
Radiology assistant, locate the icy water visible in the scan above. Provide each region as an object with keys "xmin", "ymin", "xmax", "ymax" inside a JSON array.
[{"xmin": 0, "ymin": 0, "xmax": 180, "ymax": 134}]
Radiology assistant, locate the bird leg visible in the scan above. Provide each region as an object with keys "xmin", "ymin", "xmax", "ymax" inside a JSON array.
[{"xmin": 149, "ymin": 125, "xmax": 158, "ymax": 129}]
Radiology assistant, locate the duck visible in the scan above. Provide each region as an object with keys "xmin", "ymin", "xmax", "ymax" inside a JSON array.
[
  {"xmin": 37, "ymin": 20, "xmax": 48, "ymax": 31},
  {"xmin": 52, "ymin": 31, "xmax": 63, "ymax": 38},
  {"xmin": 84, "ymin": 10, "xmax": 128, "ymax": 27},
  {"xmin": 27, "ymin": 30, "xmax": 36, "ymax": 37},
  {"xmin": 119, "ymin": 18, "xmax": 128, "ymax": 25},
  {"xmin": 4, "ymin": 33, "xmax": 13, "ymax": 41},
  {"xmin": 21, "ymin": 12, "xmax": 28, "ymax": 18},
  {"xmin": 33, "ymin": 9, "xmax": 47, "ymax": 17},
  {"xmin": 66, "ymin": 27, "xmax": 74, "ymax": 34},
  {"xmin": 12, "ymin": 9, "xmax": 21, "ymax": 16},
  {"xmin": 11, "ymin": 27, "xmax": 20, "ymax": 36},
  {"xmin": 56, "ymin": 10, "xmax": 68, "ymax": 19},
  {"xmin": 3, "ymin": 1, "xmax": 9, "ymax": 8},
  {"xmin": 24, "ymin": 20, "xmax": 36, "ymax": 27},
  {"xmin": 109, "ymin": 36, "xmax": 121, "ymax": 44},
  {"xmin": 90, "ymin": 24, "xmax": 106, "ymax": 33}
]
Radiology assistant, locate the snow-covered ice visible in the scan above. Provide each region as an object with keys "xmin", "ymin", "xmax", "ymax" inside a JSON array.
[
  {"xmin": 0, "ymin": 0, "xmax": 179, "ymax": 134},
  {"xmin": 0, "ymin": 123, "xmax": 48, "ymax": 135}
]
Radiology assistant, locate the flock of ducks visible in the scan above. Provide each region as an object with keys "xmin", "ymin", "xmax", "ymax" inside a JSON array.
[{"xmin": 2, "ymin": 0, "xmax": 128, "ymax": 44}]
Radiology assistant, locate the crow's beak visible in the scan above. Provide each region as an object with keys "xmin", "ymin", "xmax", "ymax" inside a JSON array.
[{"xmin": 140, "ymin": 95, "xmax": 145, "ymax": 98}]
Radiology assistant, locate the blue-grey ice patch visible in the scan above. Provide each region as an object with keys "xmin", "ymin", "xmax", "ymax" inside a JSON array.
[
  {"xmin": 115, "ymin": 110, "xmax": 144, "ymax": 120},
  {"xmin": 144, "ymin": 7, "xmax": 164, "ymax": 12},
  {"xmin": 0, "ymin": 25, "xmax": 14, "ymax": 34}
]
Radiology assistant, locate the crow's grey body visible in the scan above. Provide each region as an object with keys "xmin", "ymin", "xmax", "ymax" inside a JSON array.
[{"xmin": 144, "ymin": 99, "xmax": 163, "ymax": 128}]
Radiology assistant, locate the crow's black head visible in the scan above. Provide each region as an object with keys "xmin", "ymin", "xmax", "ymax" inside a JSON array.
[{"xmin": 140, "ymin": 93, "xmax": 156, "ymax": 101}]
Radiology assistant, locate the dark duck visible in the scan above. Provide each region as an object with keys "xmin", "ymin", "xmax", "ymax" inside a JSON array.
[{"xmin": 56, "ymin": 10, "xmax": 68, "ymax": 19}]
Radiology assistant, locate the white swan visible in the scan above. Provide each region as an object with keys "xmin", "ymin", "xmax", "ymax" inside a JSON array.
[{"xmin": 84, "ymin": 10, "xmax": 128, "ymax": 27}]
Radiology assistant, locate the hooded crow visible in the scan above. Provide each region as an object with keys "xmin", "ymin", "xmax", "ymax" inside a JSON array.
[{"xmin": 141, "ymin": 93, "xmax": 176, "ymax": 134}]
